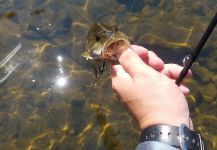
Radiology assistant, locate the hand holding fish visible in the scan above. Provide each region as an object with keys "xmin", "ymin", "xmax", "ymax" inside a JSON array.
[{"xmin": 111, "ymin": 45, "xmax": 193, "ymax": 130}]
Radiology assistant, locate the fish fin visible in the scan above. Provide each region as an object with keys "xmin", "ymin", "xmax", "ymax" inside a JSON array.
[{"xmin": 80, "ymin": 51, "xmax": 93, "ymax": 60}]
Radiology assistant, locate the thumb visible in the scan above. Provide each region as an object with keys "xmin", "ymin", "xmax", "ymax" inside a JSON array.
[
  {"xmin": 111, "ymin": 64, "xmax": 133, "ymax": 92},
  {"xmin": 116, "ymin": 48, "xmax": 156, "ymax": 78}
]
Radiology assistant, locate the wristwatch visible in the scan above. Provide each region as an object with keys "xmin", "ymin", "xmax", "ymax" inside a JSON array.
[{"xmin": 140, "ymin": 124, "xmax": 204, "ymax": 150}]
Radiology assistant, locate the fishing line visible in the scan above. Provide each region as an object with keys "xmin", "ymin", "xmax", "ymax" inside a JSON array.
[
  {"xmin": 129, "ymin": 0, "xmax": 135, "ymax": 12},
  {"xmin": 118, "ymin": 0, "xmax": 135, "ymax": 25}
]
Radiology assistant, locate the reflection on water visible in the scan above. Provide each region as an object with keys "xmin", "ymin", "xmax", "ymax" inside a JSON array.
[{"xmin": 0, "ymin": 0, "xmax": 216, "ymax": 149}]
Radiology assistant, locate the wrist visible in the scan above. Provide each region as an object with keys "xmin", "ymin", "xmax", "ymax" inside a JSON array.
[{"xmin": 138, "ymin": 114, "xmax": 193, "ymax": 131}]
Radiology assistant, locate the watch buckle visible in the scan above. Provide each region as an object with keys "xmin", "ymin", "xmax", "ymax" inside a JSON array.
[
  {"xmin": 179, "ymin": 124, "xmax": 204, "ymax": 150},
  {"xmin": 179, "ymin": 124, "xmax": 187, "ymax": 150}
]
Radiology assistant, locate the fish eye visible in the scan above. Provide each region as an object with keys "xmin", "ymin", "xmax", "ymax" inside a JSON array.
[
  {"xmin": 113, "ymin": 26, "xmax": 118, "ymax": 31},
  {"xmin": 96, "ymin": 35, "xmax": 101, "ymax": 41}
]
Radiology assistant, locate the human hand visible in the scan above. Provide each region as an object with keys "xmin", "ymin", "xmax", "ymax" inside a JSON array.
[
  {"xmin": 130, "ymin": 45, "xmax": 191, "ymax": 95},
  {"xmin": 111, "ymin": 45, "xmax": 192, "ymax": 130}
]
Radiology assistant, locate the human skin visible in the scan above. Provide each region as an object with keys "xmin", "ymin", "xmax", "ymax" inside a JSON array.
[{"xmin": 111, "ymin": 45, "xmax": 193, "ymax": 130}]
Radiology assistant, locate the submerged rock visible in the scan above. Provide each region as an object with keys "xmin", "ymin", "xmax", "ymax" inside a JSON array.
[
  {"xmin": 201, "ymin": 82, "xmax": 217, "ymax": 103},
  {"xmin": 192, "ymin": 63, "xmax": 214, "ymax": 83}
]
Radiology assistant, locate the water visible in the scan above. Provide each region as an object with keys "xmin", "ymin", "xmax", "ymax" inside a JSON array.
[{"xmin": 0, "ymin": 0, "xmax": 216, "ymax": 149}]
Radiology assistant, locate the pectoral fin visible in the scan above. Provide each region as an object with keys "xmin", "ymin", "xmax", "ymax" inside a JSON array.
[{"xmin": 80, "ymin": 51, "xmax": 93, "ymax": 60}]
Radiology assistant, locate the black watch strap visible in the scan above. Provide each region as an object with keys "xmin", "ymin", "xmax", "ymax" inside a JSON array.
[{"xmin": 140, "ymin": 124, "xmax": 204, "ymax": 150}]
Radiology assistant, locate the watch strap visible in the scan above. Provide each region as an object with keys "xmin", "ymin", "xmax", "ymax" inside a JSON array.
[{"xmin": 140, "ymin": 124, "xmax": 204, "ymax": 150}]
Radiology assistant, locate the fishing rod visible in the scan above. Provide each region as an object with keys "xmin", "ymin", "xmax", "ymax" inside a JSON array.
[{"xmin": 176, "ymin": 12, "xmax": 217, "ymax": 85}]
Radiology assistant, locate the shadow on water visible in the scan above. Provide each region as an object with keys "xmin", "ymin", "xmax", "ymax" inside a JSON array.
[{"xmin": 0, "ymin": 0, "xmax": 216, "ymax": 149}]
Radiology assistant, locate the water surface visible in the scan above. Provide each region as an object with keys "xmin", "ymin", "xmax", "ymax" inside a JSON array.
[{"xmin": 0, "ymin": 0, "xmax": 216, "ymax": 149}]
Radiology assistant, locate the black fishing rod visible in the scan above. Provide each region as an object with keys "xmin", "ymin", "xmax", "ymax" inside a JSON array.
[{"xmin": 176, "ymin": 12, "xmax": 217, "ymax": 85}]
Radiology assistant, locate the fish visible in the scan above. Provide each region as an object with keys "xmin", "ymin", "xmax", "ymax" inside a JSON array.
[{"xmin": 81, "ymin": 23, "xmax": 130, "ymax": 77}]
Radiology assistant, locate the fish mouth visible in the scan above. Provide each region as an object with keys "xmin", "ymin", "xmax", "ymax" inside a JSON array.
[{"xmin": 103, "ymin": 37, "xmax": 130, "ymax": 60}]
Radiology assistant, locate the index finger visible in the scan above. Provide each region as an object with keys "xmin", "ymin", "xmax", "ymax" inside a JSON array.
[
  {"xmin": 131, "ymin": 45, "xmax": 148, "ymax": 59},
  {"xmin": 131, "ymin": 45, "xmax": 164, "ymax": 71}
]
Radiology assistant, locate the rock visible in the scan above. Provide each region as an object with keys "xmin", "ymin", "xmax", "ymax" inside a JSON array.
[
  {"xmin": 201, "ymin": 83, "xmax": 217, "ymax": 103},
  {"xmin": 192, "ymin": 63, "xmax": 214, "ymax": 83}
]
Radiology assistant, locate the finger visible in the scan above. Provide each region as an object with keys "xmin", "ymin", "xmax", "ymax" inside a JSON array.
[
  {"xmin": 171, "ymin": 79, "xmax": 190, "ymax": 96},
  {"xmin": 179, "ymin": 84, "xmax": 190, "ymax": 96},
  {"xmin": 116, "ymin": 48, "xmax": 154, "ymax": 77},
  {"xmin": 111, "ymin": 64, "xmax": 131, "ymax": 78},
  {"xmin": 131, "ymin": 45, "xmax": 149, "ymax": 60},
  {"xmin": 131, "ymin": 46, "xmax": 164, "ymax": 71},
  {"xmin": 111, "ymin": 64, "xmax": 134, "ymax": 93},
  {"xmin": 161, "ymin": 64, "xmax": 192, "ymax": 79},
  {"xmin": 145, "ymin": 51, "xmax": 164, "ymax": 70}
]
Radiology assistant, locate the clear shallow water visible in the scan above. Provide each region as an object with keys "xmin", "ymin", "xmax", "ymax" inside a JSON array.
[{"xmin": 0, "ymin": 0, "xmax": 216, "ymax": 149}]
